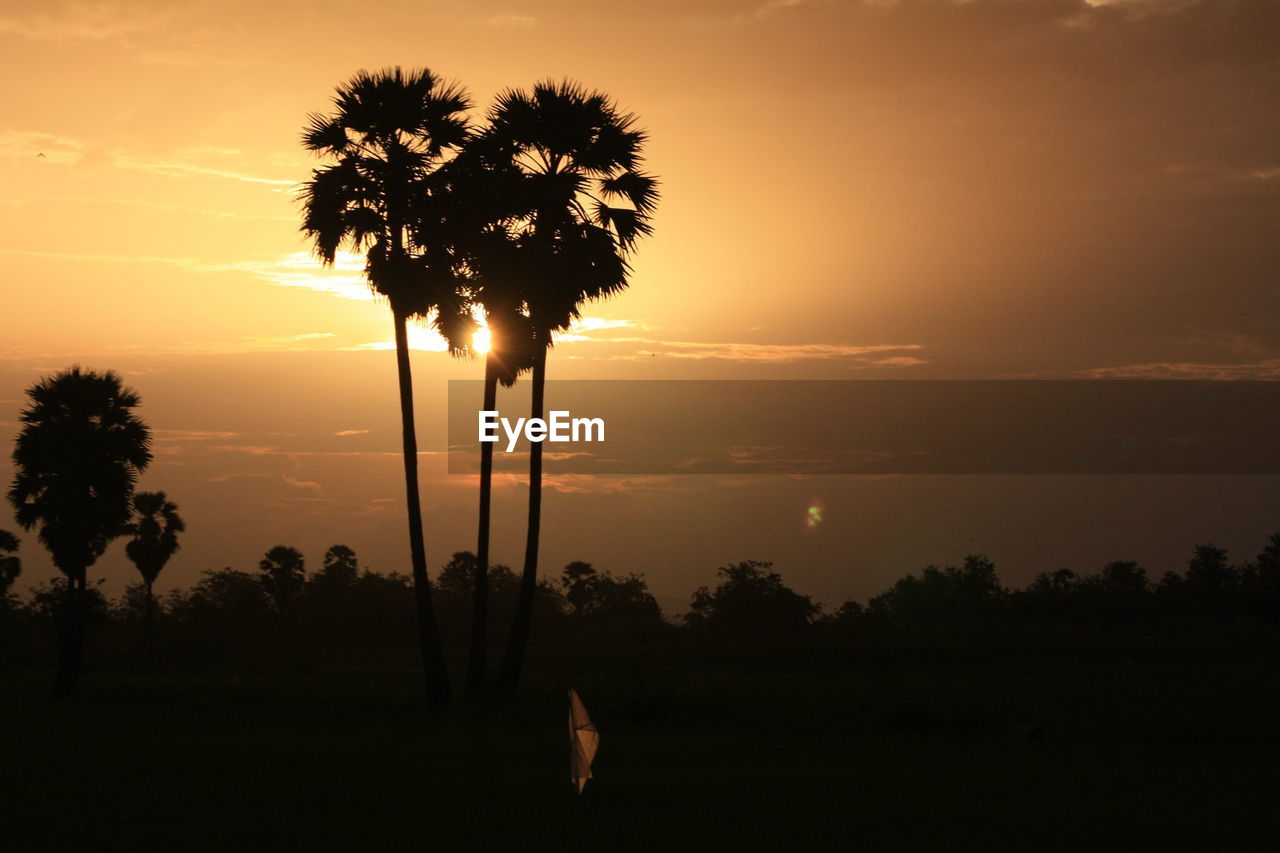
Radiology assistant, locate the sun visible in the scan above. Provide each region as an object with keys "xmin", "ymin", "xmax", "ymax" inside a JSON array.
[{"xmin": 472, "ymin": 326, "xmax": 492, "ymax": 354}]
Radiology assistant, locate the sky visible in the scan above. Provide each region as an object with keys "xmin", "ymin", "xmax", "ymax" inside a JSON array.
[{"xmin": 2, "ymin": 0, "xmax": 1279, "ymax": 611}]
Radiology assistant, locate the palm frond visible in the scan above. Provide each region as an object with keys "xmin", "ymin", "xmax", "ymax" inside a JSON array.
[
  {"xmin": 599, "ymin": 170, "xmax": 660, "ymax": 214},
  {"xmin": 301, "ymin": 112, "xmax": 350, "ymax": 154}
]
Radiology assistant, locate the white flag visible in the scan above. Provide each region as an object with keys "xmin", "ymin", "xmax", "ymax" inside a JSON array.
[{"xmin": 568, "ymin": 687, "xmax": 599, "ymax": 794}]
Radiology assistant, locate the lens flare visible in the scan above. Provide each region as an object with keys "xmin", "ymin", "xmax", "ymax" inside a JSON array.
[
  {"xmin": 806, "ymin": 499, "xmax": 824, "ymax": 529},
  {"xmin": 472, "ymin": 326, "xmax": 492, "ymax": 354}
]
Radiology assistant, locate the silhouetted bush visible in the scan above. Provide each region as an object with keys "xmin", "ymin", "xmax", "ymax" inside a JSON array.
[
  {"xmin": 561, "ymin": 561, "xmax": 673, "ymax": 643},
  {"xmin": 686, "ymin": 560, "xmax": 818, "ymax": 640}
]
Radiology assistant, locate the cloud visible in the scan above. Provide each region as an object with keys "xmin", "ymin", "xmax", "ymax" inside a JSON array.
[
  {"xmin": 208, "ymin": 472, "xmax": 273, "ymax": 483},
  {"xmin": 134, "ymin": 48, "xmax": 246, "ymax": 68},
  {"xmin": 210, "ymin": 444, "xmax": 281, "ymax": 457},
  {"xmin": 349, "ymin": 324, "xmax": 452, "ymax": 353},
  {"xmin": 217, "ymin": 250, "xmax": 374, "ymax": 301},
  {"xmin": 105, "ymin": 332, "xmax": 338, "ymax": 356},
  {"xmin": 207, "ymin": 443, "xmax": 409, "ymax": 459},
  {"xmin": 541, "ymin": 474, "xmax": 693, "ymax": 495},
  {"xmin": 618, "ymin": 340, "xmax": 925, "ymax": 363},
  {"xmin": 0, "ymin": 2, "xmax": 161, "ymax": 41},
  {"xmin": 334, "ymin": 429, "xmax": 371, "ymax": 437},
  {"xmin": 868, "ymin": 356, "xmax": 929, "ymax": 367},
  {"xmin": 1, "ymin": 196, "xmax": 295, "ymax": 222},
  {"xmin": 552, "ymin": 317, "xmax": 644, "ymax": 343},
  {"xmin": 0, "ymin": 129, "xmax": 295, "ymax": 185},
  {"xmin": 756, "ymin": 0, "xmax": 809, "ymax": 19},
  {"xmin": 691, "ymin": 0, "xmax": 814, "ymax": 26},
  {"xmin": 1072, "ymin": 358, "xmax": 1280, "ymax": 380},
  {"xmin": 0, "ymin": 246, "xmax": 373, "ymax": 308},
  {"xmin": 486, "ymin": 13, "xmax": 536, "ymax": 28},
  {"xmin": 548, "ymin": 322, "xmax": 925, "ymax": 364},
  {"xmin": 0, "ymin": 129, "xmax": 85, "ymax": 164},
  {"xmin": 282, "ymin": 474, "xmax": 322, "ymax": 492},
  {"xmin": 154, "ymin": 428, "xmax": 239, "ymax": 441},
  {"xmin": 113, "ymin": 155, "xmax": 295, "ymax": 186}
]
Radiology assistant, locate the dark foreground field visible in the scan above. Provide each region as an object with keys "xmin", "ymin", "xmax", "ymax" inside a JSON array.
[{"xmin": 4, "ymin": 646, "xmax": 1279, "ymax": 852}]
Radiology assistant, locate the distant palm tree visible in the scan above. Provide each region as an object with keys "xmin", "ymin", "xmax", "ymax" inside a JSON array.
[
  {"xmin": 0, "ymin": 529, "xmax": 20, "ymax": 598},
  {"xmin": 124, "ymin": 491, "xmax": 184, "ymax": 667},
  {"xmin": 300, "ymin": 67, "xmax": 475, "ymax": 706},
  {"xmin": 8, "ymin": 366, "xmax": 152, "ymax": 696},
  {"xmin": 258, "ymin": 545, "xmax": 306, "ymax": 614},
  {"xmin": 478, "ymin": 81, "xmax": 660, "ymax": 691}
]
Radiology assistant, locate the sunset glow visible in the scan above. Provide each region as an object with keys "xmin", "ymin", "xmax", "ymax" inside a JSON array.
[
  {"xmin": 0, "ymin": 0, "xmax": 1277, "ymax": 618},
  {"xmin": 4, "ymin": 2, "xmax": 1279, "ymax": 840}
]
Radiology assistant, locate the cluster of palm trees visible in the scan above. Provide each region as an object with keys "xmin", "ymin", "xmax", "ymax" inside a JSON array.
[
  {"xmin": 6, "ymin": 366, "xmax": 186, "ymax": 695},
  {"xmin": 299, "ymin": 67, "xmax": 659, "ymax": 704}
]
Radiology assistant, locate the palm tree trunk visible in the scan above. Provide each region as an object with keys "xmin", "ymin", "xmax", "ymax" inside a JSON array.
[
  {"xmin": 53, "ymin": 571, "xmax": 85, "ymax": 698},
  {"xmin": 498, "ymin": 341, "xmax": 547, "ymax": 692},
  {"xmin": 144, "ymin": 578, "xmax": 155, "ymax": 671},
  {"xmin": 393, "ymin": 315, "xmax": 452, "ymax": 706},
  {"xmin": 466, "ymin": 353, "xmax": 500, "ymax": 701}
]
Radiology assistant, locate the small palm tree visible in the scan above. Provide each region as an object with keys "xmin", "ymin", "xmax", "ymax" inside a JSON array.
[
  {"xmin": 8, "ymin": 366, "xmax": 152, "ymax": 696},
  {"xmin": 258, "ymin": 545, "xmax": 306, "ymax": 614},
  {"xmin": 0, "ymin": 530, "xmax": 21, "ymax": 598},
  {"xmin": 475, "ymin": 81, "xmax": 659, "ymax": 691},
  {"xmin": 124, "ymin": 491, "xmax": 184, "ymax": 667},
  {"xmin": 300, "ymin": 66, "xmax": 475, "ymax": 706}
]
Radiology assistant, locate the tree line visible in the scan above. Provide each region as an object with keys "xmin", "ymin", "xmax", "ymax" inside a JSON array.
[{"xmin": 4, "ymin": 534, "xmax": 1279, "ymax": 671}]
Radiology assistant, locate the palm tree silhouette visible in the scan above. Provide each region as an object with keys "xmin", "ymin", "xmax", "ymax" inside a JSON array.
[
  {"xmin": 300, "ymin": 67, "xmax": 475, "ymax": 706},
  {"xmin": 477, "ymin": 81, "xmax": 660, "ymax": 691},
  {"xmin": 124, "ymin": 491, "xmax": 184, "ymax": 668},
  {"xmin": 428, "ymin": 143, "xmax": 539, "ymax": 700},
  {"xmin": 259, "ymin": 545, "xmax": 306, "ymax": 614},
  {"xmin": 7, "ymin": 366, "xmax": 152, "ymax": 696},
  {"xmin": 463, "ymin": 294, "xmax": 532, "ymax": 700},
  {"xmin": 0, "ymin": 529, "xmax": 20, "ymax": 598}
]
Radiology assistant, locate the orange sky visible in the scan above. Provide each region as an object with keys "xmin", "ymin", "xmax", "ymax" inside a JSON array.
[{"xmin": 2, "ymin": 0, "xmax": 1279, "ymax": 608}]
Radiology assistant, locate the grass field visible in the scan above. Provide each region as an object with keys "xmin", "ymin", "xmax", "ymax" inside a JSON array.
[{"xmin": 4, "ymin": 647, "xmax": 1279, "ymax": 851}]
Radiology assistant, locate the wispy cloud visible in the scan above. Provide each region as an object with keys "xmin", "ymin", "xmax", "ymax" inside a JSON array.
[
  {"xmin": 688, "ymin": 0, "xmax": 816, "ymax": 27},
  {"xmin": 1070, "ymin": 358, "xmax": 1280, "ymax": 380},
  {"xmin": 134, "ymin": 48, "xmax": 246, "ymax": 68},
  {"xmin": 553, "ymin": 317, "xmax": 644, "ymax": 342},
  {"xmin": 349, "ymin": 324, "xmax": 452, "ymax": 353},
  {"xmin": 105, "ymin": 333, "xmax": 337, "ymax": 356},
  {"xmin": 0, "ymin": 247, "xmax": 210, "ymax": 267},
  {"xmin": 601, "ymin": 339, "xmax": 925, "ymax": 364},
  {"xmin": 113, "ymin": 155, "xmax": 295, "ymax": 187},
  {"xmin": 154, "ymin": 429, "xmax": 239, "ymax": 442},
  {"xmin": 205, "ymin": 251, "xmax": 374, "ymax": 301},
  {"xmin": 486, "ymin": 13, "xmax": 536, "ymax": 28},
  {"xmin": 0, "ymin": 129, "xmax": 84, "ymax": 164},
  {"xmin": 0, "ymin": 129, "xmax": 295, "ymax": 186},
  {"xmin": 550, "ymin": 320, "xmax": 924, "ymax": 364},
  {"xmin": 208, "ymin": 472, "xmax": 273, "ymax": 484},
  {"xmin": 334, "ymin": 429, "xmax": 371, "ymax": 437},
  {"xmin": 542, "ymin": 474, "xmax": 692, "ymax": 495},
  {"xmin": 0, "ymin": 2, "xmax": 162, "ymax": 41},
  {"xmin": 2, "ymin": 196, "xmax": 293, "ymax": 221},
  {"xmin": 207, "ymin": 444, "xmax": 409, "ymax": 459},
  {"xmin": 282, "ymin": 474, "xmax": 322, "ymax": 492},
  {"xmin": 0, "ymin": 246, "xmax": 372, "ymax": 307}
]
